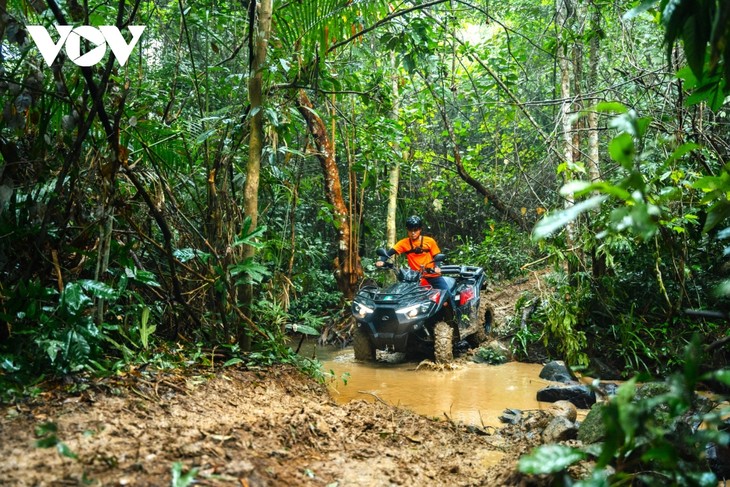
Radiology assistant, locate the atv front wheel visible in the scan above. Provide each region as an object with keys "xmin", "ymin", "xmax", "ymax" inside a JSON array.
[
  {"xmin": 434, "ymin": 321, "xmax": 454, "ymax": 363},
  {"xmin": 353, "ymin": 325, "xmax": 376, "ymax": 361}
]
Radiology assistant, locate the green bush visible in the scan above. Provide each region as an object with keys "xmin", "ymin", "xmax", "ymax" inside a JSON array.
[
  {"xmin": 452, "ymin": 221, "xmax": 536, "ymax": 281},
  {"xmin": 519, "ymin": 336, "xmax": 730, "ymax": 486}
]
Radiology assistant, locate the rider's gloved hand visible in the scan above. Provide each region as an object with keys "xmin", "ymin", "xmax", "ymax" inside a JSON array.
[{"xmin": 433, "ymin": 266, "xmax": 441, "ymax": 274}]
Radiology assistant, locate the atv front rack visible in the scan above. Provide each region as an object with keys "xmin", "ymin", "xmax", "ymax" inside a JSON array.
[{"xmin": 357, "ymin": 284, "xmax": 435, "ymax": 304}]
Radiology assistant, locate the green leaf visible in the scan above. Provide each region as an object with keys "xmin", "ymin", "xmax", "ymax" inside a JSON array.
[
  {"xmin": 662, "ymin": 0, "xmax": 687, "ymax": 37},
  {"xmin": 692, "ymin": 174, "xmax": 728, "ymax": 192},
  {"xmin": 518, "ymin": 444, "xmax": 587, "ymax": 474},
  {"xmin": 704, "ymin": 200, "xmax": 730, "ymax": 233},
  {"xmin": 56, "ymin": 442, "xmax": 78, "ymax": 459},
  {"xmin": 64, "ymin": 330, "xmax": 91, "ymax": 366},
  {"xmin": 233, "ymin": 217, "xmax": 267, "ymax": 248},
  {"xmin": 641, "ymin": 442, "xmax": 677, "ymax": 463},
  {"xmin": 560, "ymin": 180, "xmax": 594, "ymax": 196},
  {"xmin": 230, "ymin": 261, "xmax": 270, "ymax": 285},
  {"xmin": 714, "ymin": 280, "xmax": 730, "ymax": 296},
  {"xmin": 35, "ymin": 422, "xmax": 58, "ymax": 437},
  {"xmin": 223, "ymin": 357, "xmax": 244, "ymax": 367},
  {"xmin": 174, "ymin": 248, "xmax": 207, "ymax": 263},
  {"xmin": 194, "ymin": 128, "xmax": 217, "ymax": 145},
  {"xmin": 171, "ymin": 461, "xmax": 198, "ymax": 487},
  {"xmin": 623, "ymin": 0, "xmax": 659, "ymax": 20},
  {"xmin": 285, "ymin": 323, "xmax": 320, "ymax": 336},
  {"xmin": 532, "ymin": 195, "xmax": 608, "ymax": 240},
  {"xmin": 682, "ymin": 12, "xmax": 710, "ymax": 80},
  {"xmin": 42, "ymin": 339, "xmax": 64, "ymax": 363},
  {"xmin": 35, "ymin": 436, "xmax": 59, "ymax": 448},
  {"xmin": 593, "ymin": 101, "xmax": 628, "ymax": 113},
  {"xmin": 666, "ymin": 142, "xmax": 700, "ymax": 162},
  {"xmin": 133, "ymin": 270, "xmax": 162, "ymax": 287},
  {"xmin": 80, "ymin": 280, "xmax": 118, "ymax": 300},
  {"xmin": 608, "ymin": 133, "xmax": 635, "ymax": 169},
  {"xmin": 560, "ymin": 180, "xmax": 632, "ymax": 201},
  {"xmin": 60, "ymin": 282, "xmax": 91, "ymax": 316},
  {"xmin": 704, "ymin": 369, "xmax": 730, "ymax": 385}
]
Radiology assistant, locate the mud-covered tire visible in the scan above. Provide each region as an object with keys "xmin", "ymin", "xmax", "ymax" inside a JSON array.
[
  {"xmin": 434, "ymin": 321, "xmax": 454, "ymax": 363},
  {"xmin": 353, "ymin": 325, "xmax": 376, "ymax": 361},
  {"xmin": 482, "ymin": 303, "xmax": 494, "ymax": 336},
  {"xmin": 466, "ymin": 307, "xmax": 486, "ymax": 347}
]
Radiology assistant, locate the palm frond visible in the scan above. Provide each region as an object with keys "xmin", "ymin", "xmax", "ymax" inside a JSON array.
[{"xmin": 274, "ymin": 0, "xmax": 390, "ymax": 62}]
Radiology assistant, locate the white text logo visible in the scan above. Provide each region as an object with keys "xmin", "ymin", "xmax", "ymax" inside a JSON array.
[{"xmin": 27, "ymin": 25, "xmax": 145, "ymax": 67}]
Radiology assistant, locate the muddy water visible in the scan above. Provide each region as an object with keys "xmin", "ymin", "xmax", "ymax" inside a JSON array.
[{"xmin": 309, "ymin": 345, "xmax": 553, "ymax": 428}]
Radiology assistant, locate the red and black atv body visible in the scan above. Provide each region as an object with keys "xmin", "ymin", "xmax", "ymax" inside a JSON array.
[{"xmin": 351, "ymin": 249, "xmax": 491, "ymax": 363}]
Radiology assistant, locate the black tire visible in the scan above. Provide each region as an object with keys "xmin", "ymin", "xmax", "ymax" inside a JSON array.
[
  {"xmin": 353, "ymin": 325, "xmax": 376, "ymax": 361},
  {"xmin": 466, "ymin": 306, "xmax": 486, "ymax": 347},
  {"xmin": 483, "ymin": 304, "xmax": 494, "ymax": 335},
  {"xmin": 434, "ymin": 321, "xmax": 454, "ymax": 363}
]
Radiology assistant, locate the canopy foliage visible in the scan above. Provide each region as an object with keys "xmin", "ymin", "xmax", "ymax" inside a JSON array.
[{"xmin": 0, "ymin": 0, "xmax": 728, "ymax": 389}]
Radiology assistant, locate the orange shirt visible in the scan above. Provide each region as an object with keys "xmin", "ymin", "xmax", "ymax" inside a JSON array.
[{"xmin": 392, "ymin": 235, "xmax": 441, "ymax": 276}]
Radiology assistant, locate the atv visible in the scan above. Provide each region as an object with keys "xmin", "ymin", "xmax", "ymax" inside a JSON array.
[{"xmin": 351, "ymin": 248, "xmax": 493, "ymax": 363}]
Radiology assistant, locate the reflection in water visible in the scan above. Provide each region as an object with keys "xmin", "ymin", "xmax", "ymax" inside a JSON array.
[{"xmin": 314, "ymin": 345, "xmax": 553, "ymax": 428}]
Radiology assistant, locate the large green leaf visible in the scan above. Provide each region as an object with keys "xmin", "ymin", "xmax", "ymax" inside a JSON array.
[
  {"xmin": 80, "ymin": 280, "xmax": 119, "ymax": 301},
  {"xmin": 608, "ymin": 133, "xmax": 635, "ymax": 170},
  {"xmin": 681, "ymin": 10, "xmax": 710, "ymax": 79},
  {"xmin": 60, "ymin": 283, "xmax": 91, "ymax": 316},
  {"xmin": 532, "ymin": 195, "xmax": 608, "ymax": 240},
  {"xmin": 518, "ymin": 444, "xmax": 587, "ymax": 474}
]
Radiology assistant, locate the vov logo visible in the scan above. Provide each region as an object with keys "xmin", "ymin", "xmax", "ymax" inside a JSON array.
[{"xmin": 27, "ymin": 25, "xmax": 145, "ymax": 67}]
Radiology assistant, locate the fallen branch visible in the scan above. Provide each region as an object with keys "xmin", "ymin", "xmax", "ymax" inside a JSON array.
[{"xmin": 357, "ymin": 390, "xmax": 389, "ymax": 406}]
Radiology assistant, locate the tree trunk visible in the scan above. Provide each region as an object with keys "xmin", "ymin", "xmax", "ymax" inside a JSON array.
[
  {"xmin": 557, "ymin": 0, "xmax": 575, "ymax": 246},
  {"xmin": 386, "ymin": 162, "xmax": 400, "ymax": 248},
  {"xmin": 386, "ymin": 52, "xmax": 401, "ymax": 249},
  {"xmin": 296, "ymin": 89, "xmax": 363, "ymax": 299},
  {"xmin": 240, "ymin": 0, "xmax": 273, "ymax": 349},
  {"xmin": 587, "ymin": 6, "xmax": 601, "ymax": 184},
  {"xmin": 587, "ymin": 6, "xmax": 607, "ymax": 279}
]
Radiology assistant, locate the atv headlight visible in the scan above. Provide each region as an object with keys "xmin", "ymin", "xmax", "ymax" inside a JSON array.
[
  {"xmin": 396, "ymin": 302, "xmax": 432, "ymax": 319},
  {"xmin": 353, "ymin": 301, "xmax": 374, "ymax": 318}
]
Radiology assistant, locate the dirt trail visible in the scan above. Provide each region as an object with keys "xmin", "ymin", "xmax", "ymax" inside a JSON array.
[
  {"xmin": 0, "ymin": 364, "xmax": 550, "ymax": 486},
  {"xmin": 0, "ymin": 272, "xmax": 551, "ymax": 486}
]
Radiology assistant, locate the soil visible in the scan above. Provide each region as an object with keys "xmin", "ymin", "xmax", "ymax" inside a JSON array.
[{"xmin": 0, "ymin": 272, "xmax": 557, "ymax": 486}]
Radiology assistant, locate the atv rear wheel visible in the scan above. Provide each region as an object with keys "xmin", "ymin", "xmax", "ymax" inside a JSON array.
[
  {"xmin": 353, "ymin": 325, "xmax": 376, "ymax": 361},
  {"xmin": 466, "ymin": 302, "xmax": 494, "ymax": 346},
  {"xmin": 434, "ymin": 321, "xmax": 454, "ymax": 363},
  {"xmin": 483, "ymin": 304, "xmax": 494, "ymax": 335}
]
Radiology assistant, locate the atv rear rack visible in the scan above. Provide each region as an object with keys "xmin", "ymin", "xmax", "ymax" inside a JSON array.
[{"xmin": 439, "ymin": 265, "xmax": 484, "ymax": 279}]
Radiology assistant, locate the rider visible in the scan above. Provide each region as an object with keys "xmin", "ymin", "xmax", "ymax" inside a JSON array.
[{"xmin": 375, "ymin": 215, "xmax": 450, "ymax": 290}]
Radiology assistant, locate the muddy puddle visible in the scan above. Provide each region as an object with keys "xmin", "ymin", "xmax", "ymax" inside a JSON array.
[{"xmin": 302, "ymin": 343, "xmax": 553, "ymax": 429}]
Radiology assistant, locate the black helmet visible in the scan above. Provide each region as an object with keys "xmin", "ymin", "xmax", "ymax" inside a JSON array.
[{"xmin": 405, "ymin": 215, "xmax": 423, "ymax": 230}]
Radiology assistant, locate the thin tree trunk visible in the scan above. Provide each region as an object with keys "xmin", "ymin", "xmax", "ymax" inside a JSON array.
[
  {"xmin": 386, "ymin": 163, "xmax": 400, "ymax": 248},
  {"xmin": 240, "ymin": 0, "xmax": 273, "ymax": 349},
  {"xmin": 557, "ymin": 0, "xmax": 575, "ymax": 246},
  {"xmin": 296, "ymin": 89, "xmax": 363, "ymax": 299},
  {"xmin": 587, "ymin": 6, "xmax": 601, "ymax": 184},
  {"xmin": 386, "ymin": 52, "xmax": 401, "ymax": 248},
  {"xmin": 587, "ymin": 6, "xmax": 606, "ymax": 278}
]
